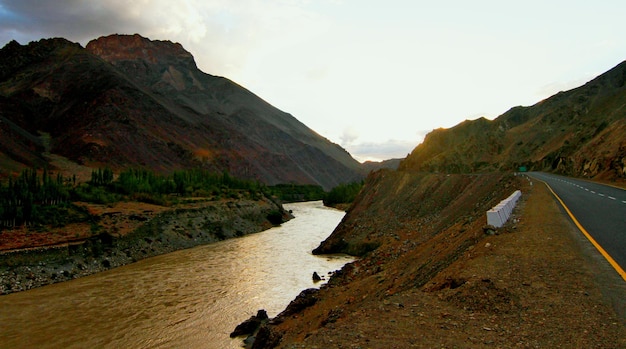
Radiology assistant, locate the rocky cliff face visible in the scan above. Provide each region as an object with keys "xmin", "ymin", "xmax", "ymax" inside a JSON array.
[
  {"xmin": 0, "ymin": 35, "xmax": 363, "ymax": 189},
  {"xmin": 86, "ymin": 34, "xmax": 194, "ymax": 66},
  {"xmin": 399, "ymin": 60, "xmax": 626, "ymax": 182}
]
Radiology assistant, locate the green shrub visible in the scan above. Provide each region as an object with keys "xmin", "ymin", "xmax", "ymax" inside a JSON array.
[
  {"xmin": 323, "ymin": 181, "xmax": 364, "ymax": 206},
  {"xmin": 267, "ymin": 210, "xmax": 284, "ymax": 225}
]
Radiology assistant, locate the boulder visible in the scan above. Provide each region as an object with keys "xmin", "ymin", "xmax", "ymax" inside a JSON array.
[
  {"xmin": 312, "ymin": 271, "xmax": 322, "ymax": 282},
  {"xmin": 230, "ymin": 309, "xmax": 269, "ymax": 338}
]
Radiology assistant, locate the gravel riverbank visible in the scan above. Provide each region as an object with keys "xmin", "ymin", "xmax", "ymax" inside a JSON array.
[{"xmin": 0, "ymin": 197, "xmax": 290, "ymax": 294}]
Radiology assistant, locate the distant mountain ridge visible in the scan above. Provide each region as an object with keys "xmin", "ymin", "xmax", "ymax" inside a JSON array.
[
  {"xmin": 400, "ymin": 60, "xmax": 626, "ymax": 181},
  {"xmin": 0, "ymin": 34, "xmax": 363, "ymax": 189}
]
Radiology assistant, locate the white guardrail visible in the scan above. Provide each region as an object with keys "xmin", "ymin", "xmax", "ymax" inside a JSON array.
[{"xmin": 486, "ymin": 190, "xmax": 522, "ymax": 228}]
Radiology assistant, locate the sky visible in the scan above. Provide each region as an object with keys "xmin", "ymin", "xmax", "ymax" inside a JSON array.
[{"xmin": 1, "ymin": 1, "xmax": 626, "ymax": 162}]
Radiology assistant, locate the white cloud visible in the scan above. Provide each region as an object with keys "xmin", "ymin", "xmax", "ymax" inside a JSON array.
[
  {"xmin": 346, "ymin": 139, "xmax": 418, "ymax": 163},
  {"xmin": 0, "ymin": 0, "xmax": 331, "ymax": 76},
  {"xmin": 339, "ymin": 127, "xmax": 359, "ymax": 146}
]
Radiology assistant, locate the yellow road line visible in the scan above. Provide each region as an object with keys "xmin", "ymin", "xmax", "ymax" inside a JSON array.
[{"xmin": 536, "ymin": 179, "xmax": 626, "ymax": 282}]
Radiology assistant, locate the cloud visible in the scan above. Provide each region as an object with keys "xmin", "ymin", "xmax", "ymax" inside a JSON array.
[
  {"xmin": 0, "ymin": 1, "xmax": 232, "ymax": 71},
  {"xmin": 345, "ymin": 128, "xmax": 435, "ymax": 162},
  {"xmin": 3, "ymin": 0, "xmax": 624, "ymax": 166},
  {"xmin": 1, "ymin": 1, "xmax": 128, "ymax": 41},
  {"xmin": 345, "ymin": 139, "xmax": 419, "ymax": 162},
  {"xmin": 0, "ymin": 0, "xmax": 329, "ymax": 76},
  {"xmin": 339, "ymin": 127, "xmax": 359, "ymax": 146}
]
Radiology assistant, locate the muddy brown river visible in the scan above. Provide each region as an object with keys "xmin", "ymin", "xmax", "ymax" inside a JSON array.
[{"xmin": 0, "ymin": 201, "xmax": 353, "ymax": 348}]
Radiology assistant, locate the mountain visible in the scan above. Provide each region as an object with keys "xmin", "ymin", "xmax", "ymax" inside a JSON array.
[
  {"xmin": 361, "ymin": 158, "xmax": 402, "ymax": 172},
  {"xmin": 247, "ymin": 60, "xmax": 626, "ymax": 347},
  {"xmin": 399, "ymin": 60, "xmax": 626, "ymax": 182},
  {"xmin": 0, "ymin": 34, "xmax": 363, "ymax": 190}
]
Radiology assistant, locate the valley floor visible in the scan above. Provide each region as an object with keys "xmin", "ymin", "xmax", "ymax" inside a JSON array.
[{"xmin": 259, "ymin": 177, "xmax": 626, "ymax": 348}]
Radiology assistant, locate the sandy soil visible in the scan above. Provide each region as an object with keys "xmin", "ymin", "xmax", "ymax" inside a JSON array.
[{"xmin": 261, "ymin": 178, "xmax": 626, "ymax": 348}]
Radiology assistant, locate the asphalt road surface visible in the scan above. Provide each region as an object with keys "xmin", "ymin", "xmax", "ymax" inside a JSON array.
[{"xmin": 528, "ymin": 172, "xmax": 626, "ymax": 277}]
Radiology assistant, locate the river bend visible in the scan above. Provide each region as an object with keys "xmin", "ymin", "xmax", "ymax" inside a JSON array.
[{"xmin": 0, "ymin": 201, "xmax": 353, "ymax": 348}]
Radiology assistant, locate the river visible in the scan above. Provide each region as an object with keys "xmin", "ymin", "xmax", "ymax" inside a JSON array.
[{"xmin": 0, "ymin": 201, "xmax": 354, "ymax": 348}]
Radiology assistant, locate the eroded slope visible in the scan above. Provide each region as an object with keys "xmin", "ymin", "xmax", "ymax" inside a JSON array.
[{"xmin": 246, "ymin": 171, "xmax": 625, "ymax": 348}]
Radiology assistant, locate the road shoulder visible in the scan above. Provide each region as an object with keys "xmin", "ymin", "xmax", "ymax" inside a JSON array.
[{"xmin": 270, "ymin": 177, "xmax": 626, "ymax": 348}]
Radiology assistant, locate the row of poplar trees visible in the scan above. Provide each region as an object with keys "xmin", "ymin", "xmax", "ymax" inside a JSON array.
[
  {"xmin": 1, "ymin": 167, "xmax": 262, "ymax": 228},
  {"xmin": 0, "ymin": 168, "xmax": 73, "ymax": 228}
]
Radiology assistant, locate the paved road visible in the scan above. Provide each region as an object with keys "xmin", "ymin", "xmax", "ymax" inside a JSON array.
[{"xmin": 528, "ymin": 172, "xmax": 626, "ymax": 277}]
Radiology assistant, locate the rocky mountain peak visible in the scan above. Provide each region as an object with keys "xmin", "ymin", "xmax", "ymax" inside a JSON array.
[
  {"xmin": 86, "ymin": 34, "xmax": 197, "ymax": 69},
  {"xmin": 0, "ymin": 38, "xmax": 81, "ymax": 80},
  {"xmin": 0, "ymin": 34, "xmax": 364, "ymax": 189},
  {"xmin": 2, "ymin": 39, "xmax": 22, "ymax": 51}
]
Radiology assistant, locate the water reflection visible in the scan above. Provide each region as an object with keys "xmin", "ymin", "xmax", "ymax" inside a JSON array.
[{"xmin": 0, "ymin": 201, "xmax": 353, "ymax": 349}]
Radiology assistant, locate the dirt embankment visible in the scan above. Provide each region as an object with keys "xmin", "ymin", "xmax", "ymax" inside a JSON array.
[
  {"xmin": 0, "ymin": 196, "xmax": 290, "ymax": 294},
  {"xmin": 244, "ymin": 170, "xmax": 626, "ymax": 348}
]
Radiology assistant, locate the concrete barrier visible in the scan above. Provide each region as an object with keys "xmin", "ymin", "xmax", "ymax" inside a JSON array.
[{"xmin": 486, "ymin": 190, "xmax": 521, "ymax": 228}]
